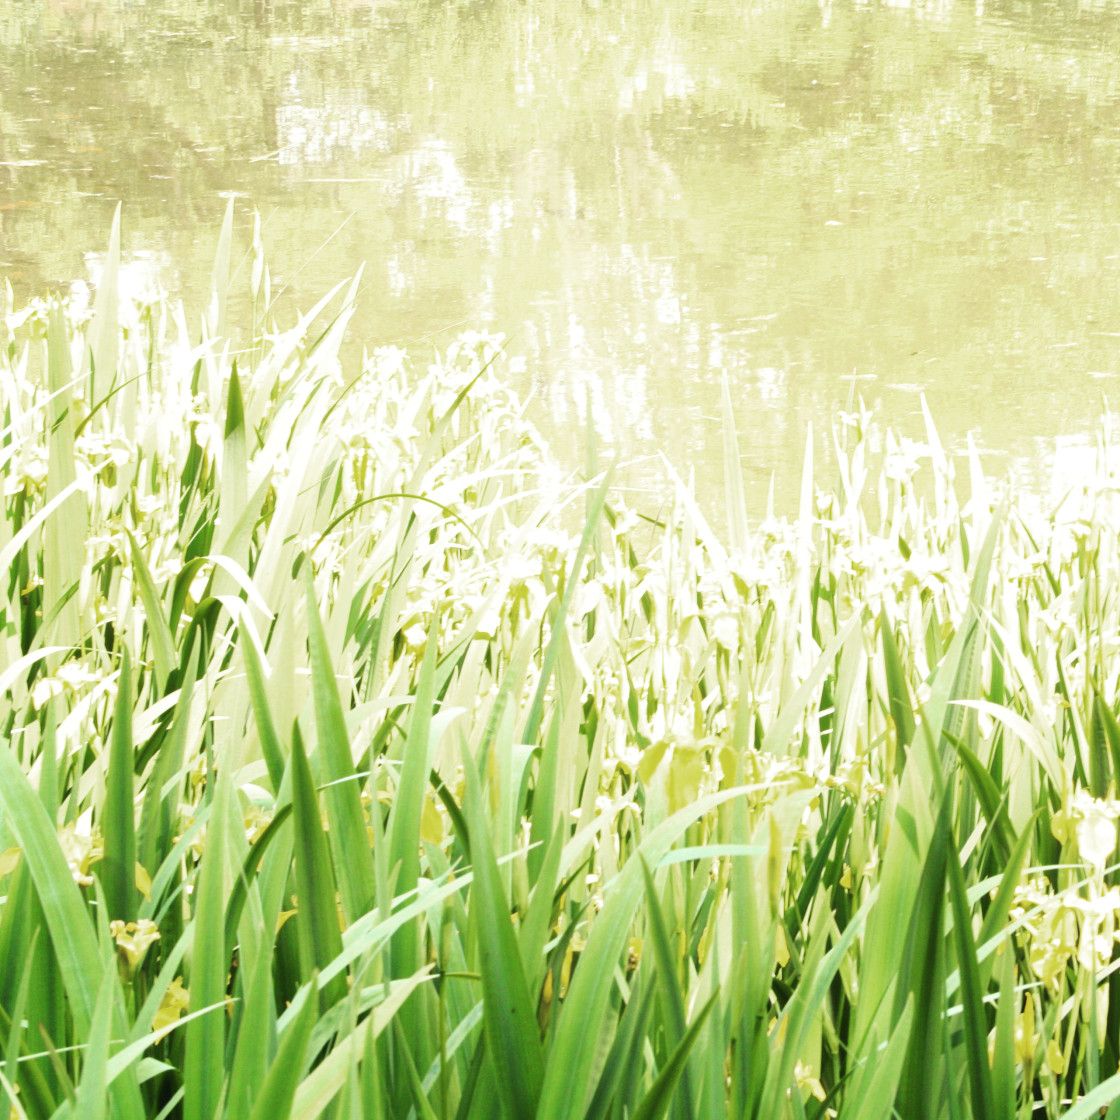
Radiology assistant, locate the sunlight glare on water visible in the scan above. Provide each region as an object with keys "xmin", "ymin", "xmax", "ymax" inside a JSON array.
[{"xmin": 2, "ymin": 0, "xmax": 1120, "ymax": 516}]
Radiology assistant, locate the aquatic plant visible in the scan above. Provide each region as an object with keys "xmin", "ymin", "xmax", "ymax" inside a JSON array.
[{"xmin": 1, "ymin": 208, "xmax": 1119, "ymax": 1119}]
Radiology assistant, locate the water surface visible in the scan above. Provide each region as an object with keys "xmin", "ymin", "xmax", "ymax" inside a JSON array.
[{"xmin": 3, "ymin": 0, "xmax": 1120, "ymax": 515}]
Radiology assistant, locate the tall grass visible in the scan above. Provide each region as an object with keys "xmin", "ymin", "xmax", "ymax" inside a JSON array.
[{"xmin": 1, "ymin": 213, "xmax": 1120, "ymax": 1119}]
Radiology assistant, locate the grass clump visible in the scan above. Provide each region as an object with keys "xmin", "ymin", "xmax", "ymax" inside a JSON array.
[{"xmin": 2, "ymin": 212, "xmax": 1120, "ymax": 1120}]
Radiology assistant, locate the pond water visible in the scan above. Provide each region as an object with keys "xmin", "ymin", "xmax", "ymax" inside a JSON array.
[{"xmin": 2, "ymin": 0, "xmax": 1120, "ymax": 517}]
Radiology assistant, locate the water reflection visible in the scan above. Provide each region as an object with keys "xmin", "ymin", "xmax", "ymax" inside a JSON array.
[{"xmin": 1, "ymin": 0, "xmax": 1119, "ymax": 515}]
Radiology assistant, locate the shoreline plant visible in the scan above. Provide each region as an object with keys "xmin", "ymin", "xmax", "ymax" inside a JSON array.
[{"xmin": 1, "ymin": 208, "xmax": 1119, "ymax": 1119}]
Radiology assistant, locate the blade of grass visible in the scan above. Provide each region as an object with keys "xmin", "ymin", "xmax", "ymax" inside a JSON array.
[
  {"xmin": 842, "ymin": 997, "xmax": 914, "ymax": 1120},
  {"xmin": 304, "ymin": 564, "xmax": 377, "ymax": 923},
  {"xmin": 761, "ymin": 615, "xmax": 861, "ymax": 757},
  {"xmin": 101, "ymin": 647, "xmax": 137, "ymax": 923},
  {"xmin": 523, "ymin": 464, "xmax": 614, "ymax": 745},
  {"xmin": 392, "ymin": 1019, "xmax": 441, "ymax": 1120},
  {"xmin": 973, "ymin": 809, "xmax": 1040, "ymax": 990},
  {"xmin": 225, "ymin": 911, "xmax": 275, "ymax": 1117},
  {"xmin": 537, "ymin": 785, "xmax": 760, "ymax": 1120},
  {"xmin": 3, "ymin": 929, "xmax": 56, "ymax": 1120},
  {"xmin": 518, "ymin": 821, "xmax": 565, "ymax": 996},
  {"xmin": 388, "ymin": 610, "xmax": 439, "ymax": 978},
  {"xmin": 990, "ymin": 946, "xmax": 1017, "ymax": 1120},
  {"xmin": 222, "ymin": 803, "xmax": 293, "ymax": 956},
  {"xmin": 760, "ymin": 885, "xmax": 878, "ymax": 1116},
  {"xmin": 945, "ymin": 811, "xmax": 997, "ymax": 1120},
  {"xmin": 639, "ymin": 857, "xmax": 695, "ymax": 1120},
  {"xmin": 583, "ymin": 969, "xmax": 657, "ymax": 1120},
  {"xmin": 879, "ymin": 607, "xmax": 915, "ymax": 763},
  {"xmin": 289, "ymin": 720, "xmax": 346, "ymax": 1009},
  {"xmin": 461, "ymin": 747, "xmax": 543, "ymax": 1119},
  {"xmin": 0, "ymin": 743, "xmax": 145, "ymax": 1119},
  {"xmin": 125, "ymin": 529, "xmax": 176, "ymax": 692},
  {"xmin": 289, "ymin": 970, "xmax": 434, "ymax": 1120},
  {"xmin": 892, "ymin": 795, "xmax": 951, "ymax": 1120},
  {"xmin": 245, "ymin": 974, "xmax": 319, "ymax": 1120},
  {"xmin": 237, "ymin": 618, "xmax": 287, "ymax": 793},
  {"xmin": 43, "ymin": 304, "xmax": 86, "ymax": 648},
  {"xmin": 69, "ymin": 970, "xmax": 114, "ymax": 1120},
  {"xmin": 1089, "ymin": 682, "xmax": 1120, "ymax": 800},
  {"xmin": 215, "ymin": 362, "xmax": 249, "ymax": 565},
  {"xmin": 183, "ymin": 770, "xmax": 232, "ymax": 1120},
  {"xmin": 1056, "ymin": 1072, "xmax": 1120, "ymax": 1120},
  {"xmin": 628, "ymin": 992, "xmax": 720, "ymax": 1120},
  {"xmin": 137, "ymin": 642, "xmax": 199, "ymax": 880},
  {"xmin": 0, "ymin": 742, "xmax": 101, "ymax": 1036},
  {"xmin": 947, "ymin": 734, "xmax": 1016, "ymax": 867},
  {"xmin": 917, "ymin": 506, "xmax": 1003, "ymax": 777}
]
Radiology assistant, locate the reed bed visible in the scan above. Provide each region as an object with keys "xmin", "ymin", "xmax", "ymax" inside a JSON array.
[{"xmin": 2, "ymin": 208, "xmax": 1120, "ymax": 1120}]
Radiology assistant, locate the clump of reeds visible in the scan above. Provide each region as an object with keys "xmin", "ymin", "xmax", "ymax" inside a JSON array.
[{"xmin": 1, "ymin": 206, "xmax": 1119, "ymax": 1120}]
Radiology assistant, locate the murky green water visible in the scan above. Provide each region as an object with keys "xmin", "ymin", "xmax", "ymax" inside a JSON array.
[{"xmin": 3, "ymin": 0, "xmax": 1120, "ymax": 515}]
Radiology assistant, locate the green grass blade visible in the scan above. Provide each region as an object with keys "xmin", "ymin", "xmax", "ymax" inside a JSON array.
[
  {"xmin": 246, "ymin": 975, "xmax": 319, "ymax": 1120},
  {"xmin": 222, "ymin": 803, "xmax": 293, "ymax": 955},
  {"xmin": 183, "ymin": 770, "xmax": 232, "ymax": 1120},
  {"xmin": 523, "ymin": 464, "xmax": 614, "ymax": 745},
  {"xmin": 918, "ymin": 505, "xmax": 1003, "ymax": 769},
  {"xmin": 289, "ymin": 720, "xmax": 346, "ymax": 1008},
  {"xmin": 388, "ymin": 611, "xmax": 439, "ymax": 974},
  {"xmin": 392, "ymin": 1019, "xmax": 441, "ymax": 1120},
  {"xmin": 70, "ymin": 971, "xmax": 113, "ymax": 1120},
  {"xmin": 945, "ymin": 814, "xmax": 996, "ymax": 1120},
  {"xmin": 974, "ymin": 809, "xmax": 1040, "ymax": 981},
  {"xmin": 304, "ymin": 565, "xmax": 376, "ymax": 924},
  {"xmin": 583, "ymin": 970, "xmax": 657, "ymax": 1120},
  {"xmin": 760, "ymin": 885, "xmax": 878, "ymax": 1115},
  {"xmin": 359, "ymin": 1019, "xmax": 383, "ymax": 1120},
  {"xmin": 3, "ymin": 929, "xmax": 48, "ymax": 1119},
  {"xmin": 43, "ymin": 304, "xmax": 86, "ymax": 648},
  {"xmin": 538, "ymin": 786, "xmax": 756, "ymax": 1120},
  {"xmin": 101, "ymin": 646, "xmax": 137, "ymax": 923},
  {"xmin": 990, "ymin": 948, "xmax": 1017, "ymax": 1120},
  {"xmin": 0, "ymin": 486, "xmax": 82, "ymax": 598},
  {"xmin": 215, "ymin": 362, "xmax": 249, "ymax": 564},
  {"xmin": 0, "ymin": 752, "xmax": 145, "ymax": 1120},
  {"xmin": 629, "ymin": 991, "xmax": 720, "ymax": 1120},
  {"xmin": 461, "ymin": 749, "xmax": 543, "ymax": 1118},
  {"xmin": 225, "ymin": 922, "xmax": 275, "ymax": 1117},
  {"xmin": 879, "ymin": 607, "xmax": 915, "ymax": 760},
  {"xmin": 137, "ymin": 644, "xmax": 199, "ymax": 879},
  {"xmin": 761, "ymin": 615, "xmax": 861, "ymax": 757},
  {"xmin": 843, "ymin": 997, "xmax": 914, "ymax": 1120},
  {"xmin": 893, "ymin": 797, "xmax": 950, "ymax": 1120},
  {"xmin": 1094, "ymin": 683, "xmax": 1120, "ymax": 789},
  {"xmin": 125, "ymin": 529, "xmax": 176, "ymax": 691},
  {"xmin": 790, "ymin": 803, "xmax": 853, "ymax": 931},
  {"xmin": 238, "ymin": 620, "xmax": 289, "ymax": 793},
  {"xmin": 639, "ymin": 858, "xmax": 694, "ymax": 1120},
  {"xmin": 947, "ymin": 735, "xmax": 1016, "ymax": 867},
  {"xmin": 1089, "ymin": 683, "xmax": 1120, "ymax": 799},
  {"xmin": 1056, "ymin": 1071, "xmax": 1120, "ymax": 1120},
  {"xmin": 289, "ymin": 970, "xmax": 433, "ymax": 1119},
  {"xmin": 518, "ymin": 820, "xmax": 565, "ymax": 996},
  {"xmin": 0, "ymin": 742, "xmax": 101, "ymax": 1037}
]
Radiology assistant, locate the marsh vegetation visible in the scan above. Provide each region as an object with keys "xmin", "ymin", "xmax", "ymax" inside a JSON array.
[{"xmin": 2, "ymin": 215, "xmax": 1120, "ymax": 1119}]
